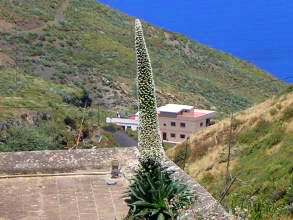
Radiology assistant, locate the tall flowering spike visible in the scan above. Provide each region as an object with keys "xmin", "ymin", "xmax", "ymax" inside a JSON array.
[{"xmin": 135, "ymin": 19, "xmax": 163, "ymax": 162}]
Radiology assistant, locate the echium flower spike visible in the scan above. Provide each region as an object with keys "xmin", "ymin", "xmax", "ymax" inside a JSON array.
[{"xmin": 135, "ymin": 19, "xmax": 163, "ymax": 162}]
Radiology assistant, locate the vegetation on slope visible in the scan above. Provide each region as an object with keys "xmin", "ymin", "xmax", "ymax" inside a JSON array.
[
  {"xmin": 0, "ymin": 0, "xmax": 285, "ymax": 115},
  {"xmin": 0, "ymin": 0, "xmax": 287, "ymax": 153},
  {"xmin": 168, "ymin": 88, "xmax": 293, "ymax": 219},
  {"xmin": 0, "ymin": 68, "xmax": 117, "ymax": 152}
]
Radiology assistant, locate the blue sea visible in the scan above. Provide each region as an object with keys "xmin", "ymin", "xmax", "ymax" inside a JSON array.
[{"xmin": 97, "ymin": 0, "xmax": 293, "ymax": 84}]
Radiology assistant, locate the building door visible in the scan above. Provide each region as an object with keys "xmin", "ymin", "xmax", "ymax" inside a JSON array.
[{"xmin": 162, "ymin": 132, "xmax": 167, "ymax": 140}]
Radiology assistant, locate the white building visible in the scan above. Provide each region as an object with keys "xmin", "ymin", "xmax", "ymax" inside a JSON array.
[
  {"xmin": 106, "ymin": 117, "xmax": 138, "ymax": 131},
  {"xmin": 106, "ymin": 104, "xmax": 216, "ymax": 143}
]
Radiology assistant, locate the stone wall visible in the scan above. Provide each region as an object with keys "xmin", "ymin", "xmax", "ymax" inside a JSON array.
[
  {"xmin": 0, "ymin": 147, "xmax": 138, "ymax": 174},
  {"xmin": 120, "ymin": 148, "xmax": 231, "ymax": 219},
  {"xmin": 163, "ymin": 159, "xmax": 231, "ymax": 220}
]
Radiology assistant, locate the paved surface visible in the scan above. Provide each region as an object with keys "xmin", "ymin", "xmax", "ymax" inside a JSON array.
[
  {"xmin": 112, "ymin": 131, "xmax": 137, "ymax": 148},
  {"xmin": 0, "ymin": 174, "xmax": 129, "ymax": 220}
]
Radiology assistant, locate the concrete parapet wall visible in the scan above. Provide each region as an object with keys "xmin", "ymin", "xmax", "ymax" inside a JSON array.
[
  {"xmin": 163, "ymin": 159, "xmax": 231, "ymax": 219},
  {"xmin": 120, "ymin": 148, "xmax": 230, "ymax": 219},
  {"xmin": 0, "ymin": 147, "xmax": 138, "ymax": 174}
]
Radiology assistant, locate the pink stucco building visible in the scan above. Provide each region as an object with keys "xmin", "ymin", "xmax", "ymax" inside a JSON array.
[
  {"xmin": 106, "ymin": 104, "xmax": 216, "ymax": 143},
  {"xmin": 157, "ymin": 104, "xmax": 216, "ymax": 143}
]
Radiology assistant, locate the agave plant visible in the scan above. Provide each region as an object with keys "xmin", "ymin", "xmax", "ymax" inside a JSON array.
[{"xmin": 124, "ymin": 159, "xmax": 194, "ymax": 219}]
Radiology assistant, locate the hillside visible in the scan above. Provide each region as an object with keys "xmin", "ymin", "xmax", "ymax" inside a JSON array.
[
  {"xmin": 168, "ymin": 87, "xmax": 293, "ymax": 219},
  {"xmin": 0, "ymin": 0, "xmax": 287, "ymax": 152},
  {"xmin": 0, "ymin": 0, "xmax": 285, "ymax": 116},
  {"xmin": 0, "ymin": 69, "xmax": 117, "ymax": 151}
]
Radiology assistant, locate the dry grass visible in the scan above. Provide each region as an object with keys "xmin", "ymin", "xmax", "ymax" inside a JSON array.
[
  {"xmin": 286, "ymin": 120, "xmax": 293, "ymax": 133},
  {"xmin": 265, "ymin": 142, "xmax": 282, "ymax": 156},
  {"xmin": 167, "ymin": 93, "xmax": 293, "ymax": 179},
  {"xmin": 167, "ymin": 92, "xmax": 293, "ymax": 219},
  {"xmin": 0, "ymin": 18, "xmax": 14, "ymax": 32},
  {"xmin": 0, "ymin": 52, "xmax": 15, "ymax": 66}
]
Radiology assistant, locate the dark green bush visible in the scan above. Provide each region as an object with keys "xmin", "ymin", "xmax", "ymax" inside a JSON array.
[
  {"xmin": 269, "ymin": 108, "xmax": 278, "ymax": 116},
  {"xmin": 124, "ymin": 159, "xmax": 195, "ymax": 219},
  {"xmin": 64, "ymin": 116, "xmax": 77, "ymax": 129},
  {"xmin": 62, "ymin": 89, "xmax": 92, "ymax": 107},
  {"xmin": 0, "ymin": 126, "xmax": 57, "ymax": 152}
]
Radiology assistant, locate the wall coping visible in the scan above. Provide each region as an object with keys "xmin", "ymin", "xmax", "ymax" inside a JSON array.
[{"xmin": 0, "ymin": 147, "xmax": 137, "ymax": 174}]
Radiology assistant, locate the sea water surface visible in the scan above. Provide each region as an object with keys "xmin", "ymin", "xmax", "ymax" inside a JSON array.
[{"xmin": 98, "ymin": 0, "xmax": 293, "ymax": 84}]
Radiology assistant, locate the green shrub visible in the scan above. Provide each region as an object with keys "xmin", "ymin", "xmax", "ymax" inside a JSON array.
[
  {"xmin": 124, "ymin": 159, "xmax": 195, "ymax": 219},
  {"xmin": 102, "ymin": 123, "xmax": 120, "ymax": 132},
  {"xmin": 201, "ymin": 172, "xmax": 215, "ymax": 185},
  {"xmin": 261, "ymin": 132, "xmax": 283, "ymax": 149},
  {"xmin": 125, "ymin": 129, "xmax": 138, "ymax": 141},
  {"xmin": 62, "ymin": 89, "xmax": 92, "ymax": 107},
  {"xmin": 99, "ymin": 131, "xmax": 119, "ymax": 147},
  {"xmin": 284, "ymin": 176, "xmax": 293, "ymax": 208},
  {"xmin": 280, "ymin": 106, "xmax": 293, "ymax": 121},
  {"xmin": 64, "ymin": 116, "xmax": 77, "ymax": 129},
  {"xmin": 238, "ymin": 120, "xmax": 271, "ymax": 144},
  {"xmin": 269, "ymin": 108, "xmax": 277, "ymax": 116},
  {"xmin": 250, "ymin": 130, "xmax": 284, "ymax": 151},
  {"xmin": 238, "ymin": 130, "xmax": 258, "ymax": 144},
  {"xmin": 229, "ymin": 195, "xmax": 278, "ymax": 220},
  {"xmin": 0, "ymin": 126, "xmax": 57, "ymax": 152},
  {"xmin": 277, "ymin": 85, "xmax": 293, "ymax": 97}
]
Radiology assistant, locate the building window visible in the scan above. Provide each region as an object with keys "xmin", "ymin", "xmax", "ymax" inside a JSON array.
[
  {"xmin": 180, "ymin": 122, "xmax": 186, "ymax": 128},
  {"xmin": 200, "ymin": 122, "xmax": 203, "ymax": 127},
  {"xmin": 163, "ymin": 123, "xmax": 166, "ymax": 126},
  {"xmin": 171, "ymin": 122, "xmax": 176, "ymax": 126},
  {"xmin": 163, "ymin": 132, "xmax": 167, "ymax": 140},
  {"xmin": 180, "ymin": 134, "xmax": 185, "ymax": 139},
  {"xmin": 206, "ymin": 118, "xmax": 211, "ymax": 126},
  {"xmin": 170, "ymin": 133, "xmax": 176, "ymax": 138},
  {"xmin": 127, "ymin": 126, "xmax": 131, "ymax": 129}
]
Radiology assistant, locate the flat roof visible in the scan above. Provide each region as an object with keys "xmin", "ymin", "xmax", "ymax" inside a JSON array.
[
  {"xmin": 158, "ymin": 104, "xmax": 194, "ymax": 113},
  {"xmin": 193, "ymin": 109, "xmax": 216, "ymax": 114},
  {"xmin": 0, "ymin": 174, "xmax": 128, "ymax": 220}
]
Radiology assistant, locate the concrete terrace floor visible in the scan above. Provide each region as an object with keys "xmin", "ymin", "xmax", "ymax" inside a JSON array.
[{"xmin": 0, "ymin": 174, "xmax": 129, "ymax": 220}]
